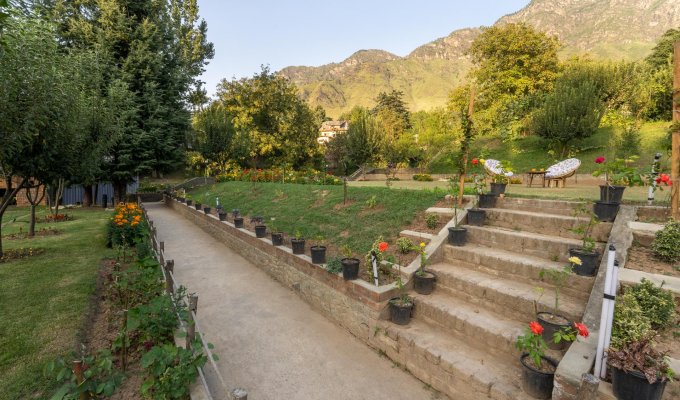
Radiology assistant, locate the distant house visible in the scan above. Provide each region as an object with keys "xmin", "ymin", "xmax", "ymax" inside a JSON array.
[
  {"xmin": 0, "ymin": 177, "xmax": 47, "ymax": 206},
  {"xmin": 317, "ymin": 120, "xmax": 349, "ymax": 144}
]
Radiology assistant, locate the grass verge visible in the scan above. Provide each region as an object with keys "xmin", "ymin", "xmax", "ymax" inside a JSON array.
[
  {"xmin": 0, "ymin": 206, "xmax": 114, "ymax": 400},
  {"xmin": 188, "ymin": 181, "xmax": 442, "ymax": 255}
]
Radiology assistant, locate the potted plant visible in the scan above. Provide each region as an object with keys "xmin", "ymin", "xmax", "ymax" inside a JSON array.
[
  {"xmin": 310, "ymin": 235, "xmax": 327, "ymax": 264},
  {"xmin": 291, "ymin": 230, "xmax": 305, "ymax": 255},
  {"xmin": 594, "ymin": 156, "xmax": 644, "ymax": 203},
  {"xmin": 413, "ymin": 242, "xmax": 436, "ymax": 295},
  {"xmin": 185, "ymin": 195, "xmax": 193, "ymax": 206},
  {"xmin": 234, "ymin": 214, "xmax": 244, "ymax": 228},
  {"xmin": 608, "ymin": 336, "xmax": 674, "ymax": 400},
  {"xmin": 447, "ymin": 194, "xmax": 467, "ymax": 246},
  {"xmin": 592, "ymin": 156, "xmax": 629, "ymax": 221},
  {"xmin": 203, "ymin": 206, "xmax": 211, "ymax": 214},
  {"xmin": 388, "ymin": 242, "xmax": 413, "ymax": 325},
  {"xmin": 269, "ymin": 218, "xmax": 284, "ymax": 246},
  {"xmin": 536, "ymin": 257, "xmax": 581, "ymax": 350},
  {"xmin": 254, "ymin": 223, "xmax": 267, "ymax": 238},
  {"xmin": 568, "ymin": 203, "xmax": 600, "ymax": 276},
  {"xmin": 340, "ymin": 245, "xmax": 360, "ymax": 280},
  {"xmin": 232, "ymin": 208, "xmax": 239, "ymax": 219},
  {"xmin": 194, "ymin": 201, "xmax": 202, "ymax": 210},
  {"xmin": 489, "ymin": 160, "xmax": 512, "ymax": 196},
  {"xmin": 516, "ymin": 321, "xmax": 589, "ymax": 399},
  {"xmin": 218, "ymin": 210, "xmax": 228, "ymax": 221}
]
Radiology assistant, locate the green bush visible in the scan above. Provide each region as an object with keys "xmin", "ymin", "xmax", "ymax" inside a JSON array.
[
  {"xmin": 629, "ymin": 278, "xmax": 677, "ymax": 329},
  {"xmin": 651, "ymin": 221, "xmax": 680, "ymax": 262},
  {"xmin": 611, "ymin": 291, "xmax": 653, "ymax": 350},
  {"xmin": 425, "ymin": 214, "xmax": 439, "ymax": 230},
  {"xmin": 413, "ymin": 173, "xmax": 433, "ymax": 182},
  {"xmin": 325, "ymin": 257, "xmax": 343, "ymax": 274},
  {"xmin": 396, "ymin": 237, "xmax": 414, "ymax": 254},
  {"xmin": 141, "ymin": 342, "xmax": 208, "ymax": 399}
]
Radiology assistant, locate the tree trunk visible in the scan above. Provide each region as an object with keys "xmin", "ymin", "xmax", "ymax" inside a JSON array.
[
  {"xmin": 0, "ymin": 177, "xmax": 27, "ymax": 257},
  {"xmin": 25, "ymin": 183, "xmax": 45, "ymax": 238},
  {"xmin": 29, "ymin": 204, "xmax": 36, "ymax": 237},
  {"xmin": 113, "ymin": 182, "xmax": 127, "ymax": 204},
  {"xmin": 83, "ymin": 184, "xmax": 93, "ymax": 207},
  {"xmin": 52, "ymin": 178, "xmax": 65, "ymax": 217}
]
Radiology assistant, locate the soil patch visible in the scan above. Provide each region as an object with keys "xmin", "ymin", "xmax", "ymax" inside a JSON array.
[
  {"xmin": 0, "ymin": 247, "xmax": 46, "ymax": 263},
  {"xmin": 625, "ymin": 244, "xmax": 679, "ymax": 277},
  {"xmin": 38, "ymin": 214, "xmax": 74, "ymax": 223},
  {"xmin": 654, "ymin": 302, "xmax": 680, "ymax": 360},
  {"xmin": 333, "ymin": 200, "xmax": 356, "ymax": 210},
  {"xmin": 5, "ymin": 227, "xmax": 62, "ymax": 240}
]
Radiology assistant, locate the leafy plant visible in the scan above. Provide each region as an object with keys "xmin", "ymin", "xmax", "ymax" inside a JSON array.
[
  {"xmin": 570, "ymin": 202, "xmax": 598, "ymax": 252},
  {"xmin": 611, "ymin": 291, "xmax": 653, "ymax": 349},
  {"xmin": 45, "ymin": 350, "xmax": 124, "ymax": 399},
  {"xmin": 607, "ymin": 336, "xmax": 675, "ymax": 384},
  {"xmin": 592, "ymin": 156, "xmax": 645, "ymax": 188},
  {"xmin": 325, "ymin": 257, "xmax": 343, "ymax": 274},
  {"xmin": 425, "ymin": 214, "xmax": 438, "ymax": 230},
  {"xmin": 491, "ymin": 160, "xmax": 513, "ymax": 184},
  {"xmin": 539, "ymin": 258, "xmax": 577, "ymax": 315},
  {"xmin": 364, "ymin": 236, "xmax": 387, "ymax": 267},
  {"xmin": 141, "ymin": 341, "xmax": 208, "ymax": 399},
  {"xmin": 415, "ymin": 242, "xmax": 427, "ymax": 277},
  {"xmin": 128, "ymin": 292, "xmax": 185, "ymax": 344},
  {"xmin": 629, "ymin": 279, "xmax": 677, "ymax": 329},
  {"xmin": 515, "ymin": 321, "xmax": 549, "ymax": 368},
  {"xmin": 396, "ymin": 237, "xmax": 414, "ymax": 254},
  {"xmin": 365, "ymin": 195, "xmax": 378, "ymax": 209},
  {"xmin": 652, "ymin": 220, "xmax": 680, "ymax": 263},
  {"xmin": 340, "ymin": 245, "xmax": 353, "ymax": 259}
]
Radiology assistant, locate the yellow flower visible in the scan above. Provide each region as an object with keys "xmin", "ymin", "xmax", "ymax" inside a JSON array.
[
  {"xmin": 420, "ymin": 242, "xmax": 426, "ymax": 248},
  {"xmin": 480, "ymin": 158, "xmax": 486, "ymax": 165},
  {"xmin": 569, "ymin": 256, "xmax": 582, "ymax": 266}
]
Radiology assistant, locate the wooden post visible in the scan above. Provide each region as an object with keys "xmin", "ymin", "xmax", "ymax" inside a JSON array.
[
  {"xmin": 671, "ymin": 41, "xmax": 680, "ymax": 220},
  {"xmin": 165, "ymin": 260, "xmax": 174, "ymax": 295},
  {"xmin": 186, "ymin": 294, "xmax": 198, "ymax": 349},
  {"xmin": 159, "ymin": 241, "xmax": 164, "ymax": 252},
  {"xmin": 458, "ymin": 87, "xmax": 476, "ymax": 207},
  {"xmin": 121, "ymin": 310, "xmax": 128, "ymax": 372},
  {"xmin": 72, "ymin": 360, "xmax": 89, "ymax": 400},
  {"xmin": 575, "ymin": 373, "xmax": 599, "ymax": 400}
]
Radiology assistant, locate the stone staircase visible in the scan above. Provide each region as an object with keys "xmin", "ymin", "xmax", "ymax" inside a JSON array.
[{"xmin": 383, "ymin": 197, "xmax": 612, "ymax": 400}]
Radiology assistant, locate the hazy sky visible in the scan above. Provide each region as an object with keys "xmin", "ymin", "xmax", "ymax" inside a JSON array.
[{"xmin": 196, "ymin": 0, "xmax": 531, "ymax": 95}]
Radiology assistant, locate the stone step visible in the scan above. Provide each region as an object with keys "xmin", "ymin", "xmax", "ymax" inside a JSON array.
[
  {"xmin": 443, "ymin": 244, "xmax": 594, "ymax": 302},
  {"xmin": 428, "ymin": 262, "xmax": 587, "ymax": 323},
  {"xmin": 413, "ymin": 291, "xmax": 524, "ymax": 362},
  {"xmin": 484, "ymin": 208, "xmax": 612, "ymax": 242},
  {"xmin": 495, "ymin": 197, "xmax": 585, "ymax": 216},
  {"xmin": 376, "ymin": 318, "xmax": 535, "ymax": 400},
  {"xmin": 464, "ymin": 225, "xmax": 589, "ymax": 263}
]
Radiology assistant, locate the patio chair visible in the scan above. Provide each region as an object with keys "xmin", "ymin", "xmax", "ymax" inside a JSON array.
[
  {"xmin": 544, "ymin": 158, "xmax": 581, "ymax": 188},
  {"xmin": 483, "ymin": 159, "xmax": 514, "ymax": 178}
]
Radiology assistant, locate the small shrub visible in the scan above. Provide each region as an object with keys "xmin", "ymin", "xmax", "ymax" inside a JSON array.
[
  {"xmin": 141, "ymin": 342, "xmax": 208, "ymax": 399},
  {"xmin": 651, "ymin": 221, "xmax": 680, "ymax": 262},
  {"xmin": 629, "ymin": 278, "xmax": 677, "ymax": 329},
  {"xmin": 325, "ymin": 257, "xmax": 343, "ymax": 274},
  {"xmin": 396, "ymin": 237, "xmax": 414, "ymax": 254},
  {"xmin": 425, "ymin": 214, "xmax": 438, "ymax": 230},
  {"xmin": 413, "ymin": 174, "xmax": 433, "ymax": 182},
  {"xmin": 611, "ymin": 291, "xmax": 653, "ymax": 350},
  {"xmin": 365, "ymin": 195, "xmax": 378, "ymax": 209},
  {"xmin": 45, "ymin": 350, "xmax": 124, "ymax": 398}
]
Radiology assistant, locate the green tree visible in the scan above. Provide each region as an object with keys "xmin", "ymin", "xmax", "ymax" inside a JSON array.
[
  {"xmin": 640, "ymin": 27, "xmax": 680, "ymax": 121},
  {"xmin": 191, "ymin": 101, "xmax": 236, "ymax": 170},
  {"xmin": 216, "ymin": 66, "xmax": 321, "ymax": 168},
  {"xmin": 328, "ymin": 107, "xmax": 383, "ymax": 175}
]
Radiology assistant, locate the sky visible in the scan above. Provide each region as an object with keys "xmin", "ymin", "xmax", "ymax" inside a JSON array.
[{"xmin": 196, "ymin": 0, "xmax": 531, "ymax": 96}]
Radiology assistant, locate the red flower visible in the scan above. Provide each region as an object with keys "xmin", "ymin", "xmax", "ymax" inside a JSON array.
[
  {"xmin": 574, "ymin": 322, "xmax": 589, "ymax": 338},
  {"xmin": 595, "ymin": 157, "xmax": 605, "ymax": 164},
  {"xmin": 378, "ymin": 242, "xmax": 388, "ymax": 252},
  {"xmin": 471, "ymin": 158, "xmax": 479, "ymax": 165},
  {"xmin": 660, "ymin": 173, "xmax": 670, "ymax": 183},
  {"xmin": 529, "ymin": 321, "xmax": 543, "ymax": 335}
]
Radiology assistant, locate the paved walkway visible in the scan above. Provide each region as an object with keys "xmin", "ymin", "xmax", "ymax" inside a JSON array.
[{"xmin": 145, "ymin": 204, "xmax": 437, "ymax": 400}]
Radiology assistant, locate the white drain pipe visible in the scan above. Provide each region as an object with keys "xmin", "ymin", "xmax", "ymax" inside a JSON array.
[
  {"xmin": 595, "ymin": 245, "xmax": 619, "ymax": 379},
  {"xmin": 371, "ymin": 250, "xmax": 379, "ymax": 286}
]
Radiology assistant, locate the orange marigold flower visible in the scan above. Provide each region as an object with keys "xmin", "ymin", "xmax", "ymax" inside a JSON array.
[
  {"xmin": 121, "ymin": 219, "xmax": 128, "ymax": 223},
  {"xmin": 131, "ymin": 221, "xmax": 139, "ymax": 226},
  {"xmin": 529, "ymin": 321, "xmax": 543, "ymax": 335},
  {"xmin": 134, "ymin": 215, "xmax": 141, "ymax": 222}
]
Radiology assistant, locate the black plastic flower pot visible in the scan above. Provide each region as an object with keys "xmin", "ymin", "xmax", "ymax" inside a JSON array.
[
  {"xmin": 255, "ymin": 225, "xmax": 267, "ymax": 238},
  {"xmin": 537, "ymin": 312, "xmax": 571, "ymax": 350},
  {"xmin": 519, "ymin": 353, "xmax": 557, "ymax": 399},
  {"xmin": 389, "ymin": 297, "xmax": 413, "ymax": 326},
  {"xmin": 414, "ymin": 271, "xmax": 436, "ymax": 295},
  {"xmin": 291, "ymin": 238, "xmax": 305, "ymax": 255},
  {"xmin": 178, "ymin": 197, "xmax": 185, "ymax": 203},
  {"xmin": 194, "ymin": 203, "xmax": 202, "ymax": 210},
  {"xmin": 447, "ymin": 227, "xmax": 467, "ymax": 246},
  {"xmin": 611, "ymin": 367, "xmax": 668, "ymax": 400},
  {"xmin": 594, "ymin": 201, "xmax": 619, "ymax": 222},
  {"xmin": 203, "ymin": 207, "xmax": 211, "ymax": 214},
  {"xmin": 218, "ymin": 212, "xmax": 227, "ymax": 221},
  {"xmin": 467, "ymin": 208, "xmax": 486, "ymax": 226},
  {"xmin": 568, "ymin": 248, "xmax": 600, "ymax": 276},
  {"xmin": 599, "ymin": 185, "xmax": 626, "ymax": 203},
  {"xmin": 271, "ymin": 232, "xmax": 284, "ymax": 246},
  {"xmin": 490, "ymin": 182, "xmax": 507, "ymax": 196},
  {"xmin": 186, "ymin": 199, "xmax": 193, "ymax": 206},
  {"xmin": 232, "ymin": 209, "xmax": 239, "ymax": 218},
  {"xmin": 310, "ymin": 246, "xmax": 327, "ymax": 264},
  {"xmin": 234, "ymin": 217, "xmax": 244, "ymax": 228},
  {"xmin": 478, "ymin": 193, "xmax": 497, "ymax": 208},
  {"xmin": 341, "ymin": 258, "xmax": 360, "ymax": 280}
]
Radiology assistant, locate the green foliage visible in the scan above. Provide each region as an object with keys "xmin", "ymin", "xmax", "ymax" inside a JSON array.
[
  {"xmin": 607, "ymin": 336, "xmax": 675, "ymax": 384},
  {"xmin": 396, "ymin": 237, "xmax": 414, "ymax": 254},
  {"xmin": 365, "ymin": 195, "xmax": 378, "ymax": 209},
  {"xmin": 616, "ymin": 125, "xmax": 642, "ymax": 159},
  {"xmin": 629, "ymin": 279, "xmax": 677, "ymax": 329},
  {"xmin": 645, "ymin": 28, "xmax": 680, "ymax": 69},
  {"xmin": 373, "ymin": 90, "xmax": 411, "ymax": 130},
  {"xmin": 539, "ymin": 264, "xmax": 573, "ymax": 315},
  {"xmin": 141, "ymin": 342, "xmax": 208, "ymax": 399},
  {"xmin": 570, "ymin": 202, "xmax": 598, "ymax": 252},
  {"xmin": 412, "ymin": 174, "xmax": 433, "ymax": 181},
  {"xmin": 652, "ymin": 221, "xmax": 680, "ymax": 263},
  {"xmin": 425, "ymin": 214, "xmax": 438, "ymax": 230},
  {"xmin": 515, "ymin": 324, "xmax": 548, "ymax": 369},
  {"xmin": 45, "ymin": 350, "xmax": 124, "ymax": 400},
  {"xmin": 128, "ymin": 294, "xmax": 183, "ymax": 345},
  {"xmin": 329, "ymin": 106, "xmax": 384, "ymax": 175},
  {"xmin": 611, "ymin": 291, "xmax": 653, "ymax": 350},
  {"xmin": 325, "ymin": 257, "xmax": 343, "ymax": 274},
  {"xmin": 364, "ymin": 236, "xmax": 386, "ymax": 267}
]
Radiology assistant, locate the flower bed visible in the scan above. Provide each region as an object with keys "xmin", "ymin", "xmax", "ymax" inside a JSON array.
[{"xmin": 215, "ymin": 167, "xmax": 342, "ymax": 185}]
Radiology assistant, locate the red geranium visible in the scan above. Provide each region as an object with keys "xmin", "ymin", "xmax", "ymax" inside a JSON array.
[
  {"xmin": 471, "ymin": 158, "xmax": 479, "ymax": 165},
  {"xmin": 595, "ymin": 156, "xmax": 605, "ymax": 164},
  {"xmin": 574, "ymin": 322, "xmax": 589, "ymax": 338},
  {"xmin": 529, "ymin": 321, "xmax": 543, "ymax": 335},
  {"xmin": 378, "ymin": 242, "xmax": 388, "ymax": 252}
]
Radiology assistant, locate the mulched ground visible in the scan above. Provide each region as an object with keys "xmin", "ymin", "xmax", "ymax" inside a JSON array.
[
  {"xmin": 5, "ymin": 227, "xmax": 62, "ymax": 240},
  {"xmin": 0, "ymin": 247, "xmax": 45, "ymax": 263},
  {"xmin": 626, "ymin": 244, "xmax": 679, "ymax": 277}
]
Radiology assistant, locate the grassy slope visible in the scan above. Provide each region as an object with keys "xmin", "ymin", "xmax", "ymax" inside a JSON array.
[
  {"xmin": 429, "ymin": 121, "xmax": 671, "ymax": 175},
  {"xmin": 189, "ymin": 182, "xmax": 441, "ymax": 255},
  {"xmin": 0, "ymin": 207, "xmax": 114, "ymax": 400}
]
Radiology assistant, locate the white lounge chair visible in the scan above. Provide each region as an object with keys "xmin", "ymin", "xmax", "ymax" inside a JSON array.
[
  {"xmin": 483, "ymin": 159, "xmax": 514, "ymax": 178},
  {"xmin": 544, "ymin": 158, "xmax": 581, "ymax": 188}
]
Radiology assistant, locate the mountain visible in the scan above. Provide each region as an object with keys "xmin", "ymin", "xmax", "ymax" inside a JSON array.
[{"xmin": 279, "ymin": 0, "xmax": 680, "ymax": 117}]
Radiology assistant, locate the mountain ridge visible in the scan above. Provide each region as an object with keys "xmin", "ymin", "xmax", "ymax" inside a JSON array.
[{"xmin": 279, "ymin": 0, "xmax": 680, "ymax": 117}]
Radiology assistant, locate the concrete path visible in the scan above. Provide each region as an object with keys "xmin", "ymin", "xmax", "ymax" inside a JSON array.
[{"xmin": 145, "ymin": 204, "xmax": 437, "ymax": 400}]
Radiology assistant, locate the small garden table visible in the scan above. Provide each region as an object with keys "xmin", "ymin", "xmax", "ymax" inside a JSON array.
[{"xmin": 526, "ymin": 171, "xmax": 546, "ymax": 188}]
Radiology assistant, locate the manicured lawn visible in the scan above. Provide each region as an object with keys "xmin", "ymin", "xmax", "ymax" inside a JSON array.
[
  {"xmin": 0, "ymin": 207, "xmax": 114, "ymax": 400},
  {"xmin": 188, "ymin": 181, "xmax": 442, "ymax": 255}
]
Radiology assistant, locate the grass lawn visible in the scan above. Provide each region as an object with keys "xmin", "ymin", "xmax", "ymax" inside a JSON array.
[
  {"xmin": 0, "ymin": 206, "xmax": 114, "ymax": 400},
  {"xmin": 429, "ymin": 121, "xmax": 671, "ymax": 174},
  {"xmin": 188, "ymin": 181, "xmax": 442, "ymax": 255}
]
